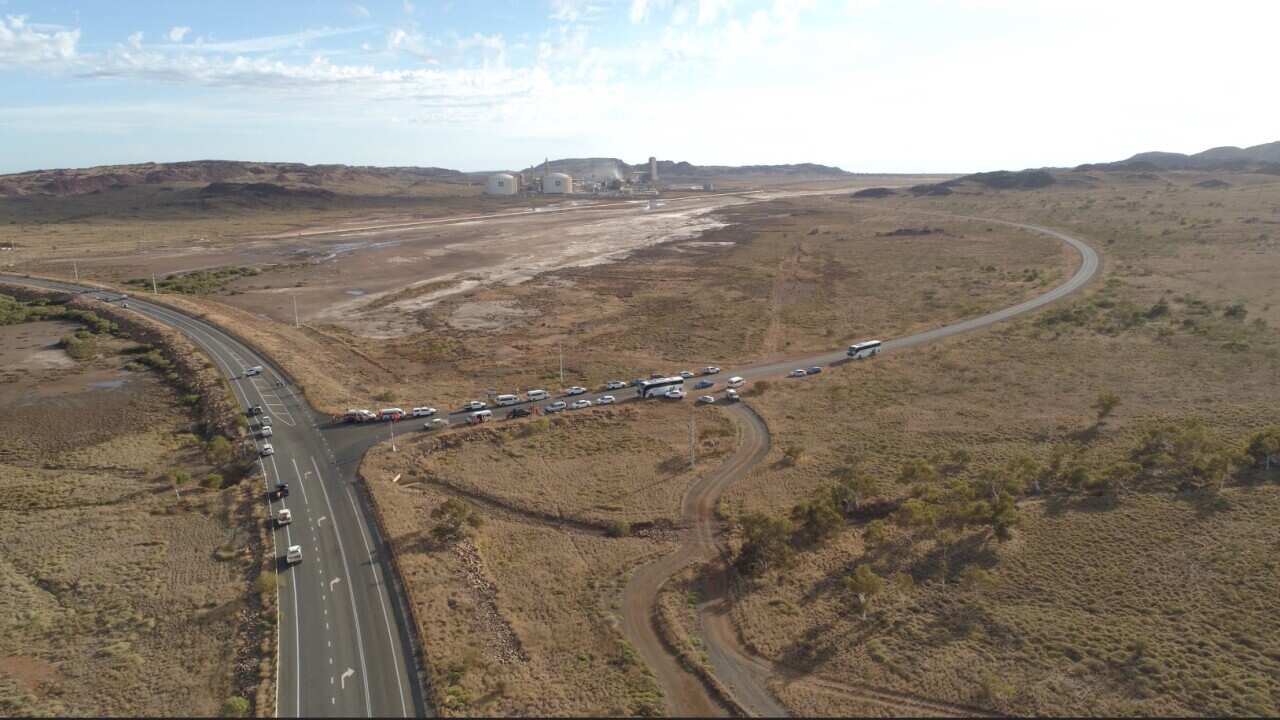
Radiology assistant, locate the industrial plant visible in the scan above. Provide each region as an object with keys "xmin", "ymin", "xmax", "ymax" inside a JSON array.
[{"xmin": 484, "ymin": 155, "xmax": 670, "ymax": 197}]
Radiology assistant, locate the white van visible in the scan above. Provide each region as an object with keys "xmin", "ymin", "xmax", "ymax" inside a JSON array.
[
  {"xmin": 727, "ymin": 376, "xmax": 745, "ymax": 388},
  {"xmin": 526, "ymin": 389, "xmax": 549, "ymax": 402},
  {"xmin": 466, "ymin": 409, "xmax": 493, "ymax": 424},
  {"xmin": 496, "ymin": 394, "xmax": 519, "ymax": 406}
]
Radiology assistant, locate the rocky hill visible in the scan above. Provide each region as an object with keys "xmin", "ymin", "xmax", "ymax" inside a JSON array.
[
  {"xmin": 1078, "ymin": 141, "xmax": 1280, "ymax": 172},
  {"xmin": 515, "ymin": 157, "xmax": 851, "ymax": 182},
  {"xmin": 0, "ymin": 160, "xmax": 468, "ymax": 198}
]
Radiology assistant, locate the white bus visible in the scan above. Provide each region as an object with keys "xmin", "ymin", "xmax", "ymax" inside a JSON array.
[
  {"xmin": 637, "ymin": 376, "xmax": 684, "ymax": 399},
  {"xmin": 847, "ymin": 340, "xmax": 883, "ymax": 359},
  {"xmin": 495, "ymin": 394, "xmax": 519, "ymax": 406}
]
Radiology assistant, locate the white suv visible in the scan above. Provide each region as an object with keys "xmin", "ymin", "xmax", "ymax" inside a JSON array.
[
  {"xmin": 286, "ymin": 545, "xmax": 303, "ymax": 565},
  {"xmin": 411, "ymin": 406, "xmax": 437, "ymax": 417}
]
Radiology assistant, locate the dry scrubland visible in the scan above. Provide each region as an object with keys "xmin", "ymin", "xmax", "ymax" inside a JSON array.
[
  {"xmin": 715, "ymin": 171, "xmax": 1280, "ymax": 716},
  {"xmin": 360, "ymin": 407, "xmax": 738, "ymax": 715},
  {"xmin": 0, "ymin": 313, "xmax": 264, "ymax": 716},
  {"xmin": 280, "ymin": 195, "xmax": 1071, "ymax": 411}
]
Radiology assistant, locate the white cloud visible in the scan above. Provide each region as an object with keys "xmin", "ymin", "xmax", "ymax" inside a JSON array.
[
  {"xmin": 402, "ymin": 0, "xmax": 415, "ymax": 15},
  {"xmin": 350, "ymin": 3, "xmax": 371, "ymax": 18},
  {"xmin": 697, "ymin": 0, "xmax": 734, "ymax": 24},
  {"xmin": 167, "ymin": 26, "xmax": 190, "ymax": 43},
  {"xmin": 182, "ymin": 27, "xmax": 367, "ymax": 53},
  {"xmin": 0, "ymin": 14, "xmax": 80, "ymax": 66},
  {"xmin": 127, "ymin": 31, "xmax": 143, "ymax": 50},
  {"xmin": 549, "ymin": 0, "xmax": 608, "ymax": 23}
]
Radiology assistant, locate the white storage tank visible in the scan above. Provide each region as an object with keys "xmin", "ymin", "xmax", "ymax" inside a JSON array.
[
  {"xmin": 485, "ymin": 173, "xmax": 517, "ymax": 195},
  {"xmin": 543, "ymin": 172, "xmax": 572, "ymax": 194}
]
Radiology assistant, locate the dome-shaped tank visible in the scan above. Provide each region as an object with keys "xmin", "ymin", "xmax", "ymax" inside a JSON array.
[
  {"xmin": 485, "ymin": 173, "xmax": 517, "ymax": 195},
  {"xmin": 543, "ymin": 172, "xmax": 572, "ymax": 194}
]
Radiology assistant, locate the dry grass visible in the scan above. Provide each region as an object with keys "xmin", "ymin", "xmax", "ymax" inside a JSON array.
[
  {"xmin": 715, "ymin": 171, "xmax": 1280, "ymax": 716},
  {"xmin": 0, "ymin": 320, "xmax": 261, "ymax": 716},
  {"xmin": 398, "ymin": 402, "xmax": 735, "ymax": 528},
  {"xmin": 361, "ymin": 439, "xmax": 675, "ymax": 716}
]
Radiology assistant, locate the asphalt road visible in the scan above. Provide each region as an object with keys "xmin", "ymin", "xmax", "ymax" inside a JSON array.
[
  {"xmin": 4, "ymin": 216, "xmax": 1098, "ymax": 718},
  {"xmin": 1, "ymin": 276, "xmax": 428, "ymax": 719}
]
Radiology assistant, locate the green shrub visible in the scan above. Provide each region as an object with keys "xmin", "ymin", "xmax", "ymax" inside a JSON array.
[{"xmin": 221, "ymin": 696, "xmax": 250, "ymax": 717}]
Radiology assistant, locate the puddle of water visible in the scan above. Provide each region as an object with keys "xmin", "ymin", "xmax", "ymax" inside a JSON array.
[{"xmin": 345, "ymin": 289, "xmax": 367, "ymax": 296}]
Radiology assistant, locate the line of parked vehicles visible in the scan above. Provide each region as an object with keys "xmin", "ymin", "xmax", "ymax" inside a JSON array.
[{"xmin": 333, "ymin": 342, "xmax": 880, "ymax": 434}]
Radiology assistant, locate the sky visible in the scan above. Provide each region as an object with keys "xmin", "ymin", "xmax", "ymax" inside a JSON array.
[{"xmin": 1, "ymin": 0, "xmax": 1278, "ymax": 174}]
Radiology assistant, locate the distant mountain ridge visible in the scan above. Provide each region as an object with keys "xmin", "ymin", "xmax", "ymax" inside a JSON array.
[
  {"xmin": 515, "ymin": 157, "xmax": 851, "ymax": 182},
  {"xmin": 0, "ymin": 160, "xmax": 466, "ymax": 198},
  {"xmin": 1079, "ymin": 141, "xmax": 1280, "ymax": 172}
]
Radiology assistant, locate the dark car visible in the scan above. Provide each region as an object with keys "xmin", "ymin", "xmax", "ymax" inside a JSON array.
[
  {"xmin": 807, "ymin": 366, "xmax": 823, "ymax": 375},
  {"xmin": 507, "ymin": 407, "xmax": 532, "ymax": 419},
  {"xmin": 272, "ymin": 482, "xmax": 289, "ymax": 500},
  {"xmin": 248, "ymin": 405, "xmax": 264, "ymax": 416},
  {"xmin": 694, "ymin": 380, "xmax": 715, "ymax": 389}
]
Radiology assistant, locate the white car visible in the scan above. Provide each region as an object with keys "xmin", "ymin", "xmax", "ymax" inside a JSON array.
[
  {"xmin": 286, "ymin": 545, "xmax": 303, "ymax": 565},
  {"xmin": 275, "ymin": 508, "xmax": 292, "ymax": 527},
  {"xmin": 789, "ymin": 368, "xmax": 809, "ymax": 378},
  {"xmin": 725, "ymin": 389, "xmax": 740, "ymax": 402},
  {"xmin": 569, "ymin": 399, "xmax": 592, "ymax": 410},
  {"xmin": 544, "ymin": 400, "xmax": 568, "ymax": 413},
  {"xmin": 260, "ymin": 443, "xmax": 275, "ymax": 457},
  {"xmin": 259, "ymin": 426, "xmax": 273, "ymax": 438},
  {"xmin": 605, "ymin": 380, "xmax": 628, "ymax": 390},
  {"xmin": 565, "ymin": 386, "xmax": 587, "ymax": 396},
  {"xmin": 698, "ymin": 395, "xmax": 716, "ymax": 404},
  {"xmin": 260, "ymin": 416, "xmax": 272, "ymax": 427},
  {"xmin": 597, "ymin": 395, "xmax": 616, "ymax": 405},
  {"xmin": 464, "ymin": 400, "xmax": 487, "ymax": 411},
  {"xmin": 424, "ymin": 418, "xmax": 448, "ymax": 430},
  {"xmin": 665, "ymin": 388, "xmax": 686, "ymax": 400},
  {"xmin": 411, "ymin": 406, "xmax": 437, "ymax": 417},
  {"xmin": 245, "ymin": 366, "xmax": 264, "ymax": 377},
  {"xmin": 679, "ymin": 370, "xmax": 695, "ymax": 378},
  {"xmin": 702, "ymin": 366, "xmax": 721, "ymax": 375}
]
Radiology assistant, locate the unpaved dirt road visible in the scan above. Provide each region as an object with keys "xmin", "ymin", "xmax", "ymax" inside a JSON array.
[{"xmin": 618, "ymin": 217, "xmax": 1099, "ymax": 717}]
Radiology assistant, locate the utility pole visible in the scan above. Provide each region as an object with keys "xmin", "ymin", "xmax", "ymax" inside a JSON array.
[
  {"xmin": 559, "ymin": 342, "xmax": 564, "ymax": 385},
  {"xmin": 151, "ymin": 273, "xmax": 158, "ymax": 294},
  {"xmin": 390, "ymin": 418, "xmax": 397, "ymax": 452},
  {"xmin": 72, "ymin": 260, "xmax": 78, "ymax": 281},
  {"xmin": 689, "ymin": 405, "xmax": 696, "ymax": 468},
  {"xmin": 292, "ymin": 295, "xmax": 300, "ymax": 329}
]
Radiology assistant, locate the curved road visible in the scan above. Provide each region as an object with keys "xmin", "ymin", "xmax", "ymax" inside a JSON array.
[
  {"xmin": 1, "ymin": 275, "xmax": 429, "ymax": 719},
  {"xmin": 4, "ymin": 216, "xmax": 1097, "ymax": 718},
  {"xmin": 615, "ymin": 218, "xmax": 1098, "ymax": 717}
]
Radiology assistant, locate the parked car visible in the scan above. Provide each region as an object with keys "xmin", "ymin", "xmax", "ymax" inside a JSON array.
[
  {"xmin": 565, "ymin": 386, "xmax": 587, "ymax": 396},
  {"xmin": 679, "ymin": 370, "xmax": 695, "ymax": 378},
  {"xmin": 496, "ymin": 394, "xmax": 519, "ymax": 406},
  {"xmin": 789, "ymin": 368, "xmax": 808, "ymax": 378},
  {"xmin": 260, "ymin": 443, "xmax": 275, "ymax": 457},
  {"xmin": 248, "ymin": 405, "xmax": 264, "ymax": 416},
  {"xmin": 343, "ymin": 408, "xmax": 377, "ymax": 423},
  {"xmin": 286, "ymin": 545, "xmax": 303, "ymax": 565},
  {"xmin": 466, "ymin": 410, "xmax": 493, "ymax": 424},
  {"xmin": 724, "ymin": 389, "xmax": 740, "ymax": 402},
  {"xmin": 379, "ymin": 408, "xmax": 405, "ymax": 421},
  {"xmin": 605, "ymin": 380, "xmax": 628, "ymax": 390},
  {"xmin": 410, "ymin": 406, "xmax": 437, "ymax": 417},
  {"xmin": 630, "ymin": 378, "xmax": 646, "ymax": 387},
  {"xmin": 664, "ymin": 388, "xmax": 686, "ymax": 400},
  {"xmin": 694, "ymin": 379, "xmax": 715, "ymax": 389},
  {"xmin": 272, "ymin": 482, "xmax": 289, "ymax": 499},
  {"xmin": 727, "ymin": 376, "xmax": 745, "ymax": 388},
  {"xmin": 507, "ymin": 407, "xmax": 532, "ymax": 419},
  {"xmin": 570, "ymin": 399, "xmax": 592, "ymax": 410},
  {"xmin": 807, "ymin": 366, "xmax": 823, "ymax": 375},
  {"xmin": 649, "ymin": 372, "xmax": 665, "ymax": 379},
  {"xmin": 260, "ymin": 416, "xmax": 272, "ymax": 427},
  {"xmin": 597, "ymin": 395, "xmax": 616, "ymax": 405},
  {"xmin": 544, "ymin": 401, "xmax": 568, "ymax": 413},
  {"xmin": 259, "ymin": 426, "xmax": 273, "ymax": 438},
  {"xmin": 424, "ymin": 418, "xmax": 448, "ymax": 430},
  {"xmin": 245, "ymin": 366, "xmax": 264, "ymax": 377},
  {"xmin": 464, "ymin": 400, "xmax": 487, "ymax": 411},
  {"xmin": 702, "ymin": 366, "xmax": 721, "ymax": 375},
  {"xmin": 698, "ymin": 395, "xmax": 716, "ymax": 404},
  {"xmin": 275, "ymin": 508, "xmax": 292, "ymax": 527},
  {"xmin": 526, "ymin": 389, "xmax": 549, "ymax": 401}
]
